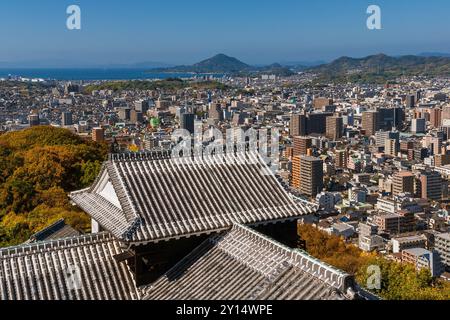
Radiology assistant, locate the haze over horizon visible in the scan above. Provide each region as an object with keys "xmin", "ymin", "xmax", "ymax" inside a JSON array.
[{"xmin": 1, "ymin": 0, "xmax": 450, "ymax": 67}]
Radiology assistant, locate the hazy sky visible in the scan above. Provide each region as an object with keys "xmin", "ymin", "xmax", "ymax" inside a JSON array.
[{"xmin": 0, "ymin": 0, "xmax": 449, "ymax": 66}]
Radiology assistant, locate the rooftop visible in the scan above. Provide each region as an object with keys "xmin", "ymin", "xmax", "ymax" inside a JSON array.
[
  {"xmin": 70, "ymin": 151, "xmax": 316, "ymax": 244},
  {"xmin": 0, "ymin": 233, "xmax": 139, "ymax": 300},
  {"xmin": 141, "ymin": 224, "xmax": 358, "ymax": 300}
]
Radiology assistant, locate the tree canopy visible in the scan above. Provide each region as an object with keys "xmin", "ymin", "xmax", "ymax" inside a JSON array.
[
  {"xmin": 0, "ymin": 126, "xmax": 108, "ymax": 247},
  {"xmin": 298, "ymin": 224, "xmax": 450, "ymax": 300}
]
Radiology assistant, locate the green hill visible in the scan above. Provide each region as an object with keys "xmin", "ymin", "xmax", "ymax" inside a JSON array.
[
  {"xmin": 309, "ymin": 53, "xmax": 450, "ymax": 83},
  {"xmin": 150, "ymin": 54, "xmax": 295, "ymax": 76}
]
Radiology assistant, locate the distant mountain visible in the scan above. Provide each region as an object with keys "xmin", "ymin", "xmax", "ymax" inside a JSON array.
[
  {"xmin": 150, "ymin": 54, "xmax": 251, "ymax": 73},
  {"xmin": 308, "ymin": 53, "xmax": 450, "ymax": 83},
  {"xmin": 149, "ymin": 54, "xmax": 295, "ymax": 76},
  {"xmin": 192, "ymin": 54, "xmax": 250, "ymax": 72}
]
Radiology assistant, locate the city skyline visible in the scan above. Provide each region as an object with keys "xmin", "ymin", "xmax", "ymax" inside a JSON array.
[{"xmin": 1, "ymin": 0, "xmax": 450, "ymax": 67}]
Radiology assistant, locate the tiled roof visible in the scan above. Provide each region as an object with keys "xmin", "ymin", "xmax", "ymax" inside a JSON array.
[
  {"xmin": 0, "ymin": 233, "xmax": 139, "ymax": 300},
  {"xmin": 28, "ymin": 219, "xmax": 81, "ymax": 243},
  {"xmin": 141, "ymin": 224, "xmax": 358, "ymax": 300},
  {"xmin": 70, "ymin": 151, "xmax": 317, "ymax": 243}
]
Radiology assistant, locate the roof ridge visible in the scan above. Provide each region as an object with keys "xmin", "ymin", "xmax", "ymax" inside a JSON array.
[
  {"xmin": 29, "ymin": 218, "xmax": 67, "ymax": 241},
  {"xmin": 226, "ymin": 224, "xmax": 352, "ymax": 291},
  {"xmin": 0, "ymin": 232, "xmax": 114, "ymax": 258}
]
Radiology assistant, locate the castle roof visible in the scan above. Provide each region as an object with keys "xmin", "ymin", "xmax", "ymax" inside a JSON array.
[{"xmin": 70, "ymin": 151, "xmax": 316, "ymax": 244}]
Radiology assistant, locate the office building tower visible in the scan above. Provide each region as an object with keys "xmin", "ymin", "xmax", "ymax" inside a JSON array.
[
  {"xmin": 134, "ymin": 100, "xmax": 149, "ymax": 114},
  {"xmin": 232, "ymin": 113, "xmax": 246, "ymax": 126},
  {"xmin": 411, "ymin": 118, "xmax": 426, "ymax": 134},
  {"xmin": 307, "ymin": 112, "xmax": 333, "ymax": 134},
  {"xmin": 385, "ymin": 139, "xmax": 399, "ymax": 157},
  {"xmin": 92, "ymin": 127, "xmax": 105, "ymax": 143},
  {"xmin": 378, "ymin": 107, "xmax": 404, "ymax": 130},
  {"xmin": 155, "ymin": 99, "xmax": 170, "ymax": 110},
  {"xmin": 430, "ymin": 108, "xmax": 442, "ymax": 128},
  {"xmin": 130, "ymin": 110, "xmax": 144, "ymax": 124},
  {"xmin": 28, "ymin": 114, "xmax": 40, "ymax": 127},
  {"xmin": 420, "ymin": 170, "xmax": 442, "ymax": 201},
  {"xmin": 442, "ymin": 106, "xmax": 450, "ymax": 123},
  {"xmin": 393, "ymin": 171, "xmax": 415, "ymax": 196},
  {"xmin": 406, "ymin": 95, "xmax": 416, "ymax": 108},
  {"xmin": 208, "ymin": 103, "xmax": 223, "ymax": 122},
  {"xmin": 299, "ymin": 156, "xmax": 324, "ymax": 197},
  {"xmin": 362, "ymin": 111, "xmax": 379, "ymax": 136},
  {"xmin": 375, "ymin": 130, "xmax": 400, "ymax": 148},
  {"xmin": 335, "ymin": 150, "xmax": 348, "ymax": 168},
  {"xmin": 325, "ymin": 116, "xmax": 343, "ymax": 140},
  {"xmin": 435, "ymin": 233, "xmax": 450, "ymax": 269},
  {"xmin": 118, "ymin": 108, "xmax": 131, "ymax": 121},
  {"xmin": 313, "ymin": 97, "xmax": 333, "ymax": 109},
  {"xmin": 62, "ymin": 112, "xmax": 73, "ymax": 126},
  {"xmin": 429, "ymin": 137, "xmax": 443, "ymax": 156},
  {"xmin": 290, "ymin": 114, "xmax": 307, "ymax": 137},
  {"xmin": 293, "ymin": 136, "xmax": 312, "ymax": 156},
  {"xmin": 181, "ymin": 113, "xmax": 195, "ymax": 135}
]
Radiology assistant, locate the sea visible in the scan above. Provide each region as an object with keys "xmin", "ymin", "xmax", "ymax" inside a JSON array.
[{"xmin": 0, "ymin": 68, "xmax": 224, "ymax": 81}]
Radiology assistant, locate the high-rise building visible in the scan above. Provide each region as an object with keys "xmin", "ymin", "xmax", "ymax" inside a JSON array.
[
  {"xmin": 362, "ymin": 111, "xmax": 379, "ymax": 136},
  {"xmin": 385, "ymin": 138, "xmax": 399, "ymax": 157},
  {"xmin": 62, "ymin": 112, "xmax": 73, "ymax": 126},
  {"xmin": 406, "ymin": 95, "xmax": 416, "ymax": 108},
  {"xmin": 375, "ymin": 130, "xmax": 400, "ymax": 147},
  {"xmin": 335, "ymin": 150, "xmax": 348, "ymax": 168},
  {"xmin": 313, "ymin": 97, "xmax": 333, "ymax": 109},
  {"xmin": 378, "ymin": 107, "xmax": 405, "ymax": 130},
  {"xmin": 28, "ymin": 114, "xmax": 40, "ymax": 127},
  {"xmin": 411, "ymin": 118, "xmax": 426, "ymax": 134},
  {"xmin": 134, "ymin": 100, "xmax": 149, "ymax": 114},
  {"xmin": 442, "ymin": 106, "xmax": 450, "ymax": 123},
  {"xmin": 430, "ymin": 108, "xmax": 442, "ymax": 128},
  {"xmin": 400, "ymin": 140, "xmax": 414, "ymax": 154},
  {"xmin": 155, "ymin": 99, "xmax": 170, "ymax": 110},
  {"xmin": 290, "ymin": 114, "xmax": 307, "ymax": 137},
  {"xmin": 208, "ymin": 103, "xmax": 223, "ymax": 122},
  {"xmin": 130, "ymin": 110, "xmax": 144, "ymax": 124},
  {"xmin": 435, "ymin": 154, "xmax": 450, "ymax": 167},
  {"xmin": 92, "ymin": 127, "xmax": 105, "ymax": 143},
  {"xmin": 435, "ymin": 233, "xmax": 450, "ymax": 269},
  {"xmin": 307, "ymin": 112, "xmax": 333, "ymax": 134},
  {"xmin": 428, "ymin": 136, "xmax": 443, "ymax": 156},
  {"xmin": 393, "ymin": 171, "xmax": 415, "ymax": 196},
  {"xmin": 118, "ymin": 108, "xmax": 131, "ymax": 121},
  {"xmin": 293, "ymin": 136, "xmax": 312, "ymax": 156},
  {"xmin": 181, "ymin": 113, "xmax": 195, "ymax": 135},
  {"xmin": 299, "ymin": 156, "xmax": 324, "ymax": 197},
  {"xmin": 291, "ymin": 155, "xmax": 301, "ymax": 189},
  {"xmin": 420, "ymin": 170, "xmax": 442, "ymax": 201},
  {"xmin": 325, "ymin": 116, "xmax": 343, "ymax": 140}
]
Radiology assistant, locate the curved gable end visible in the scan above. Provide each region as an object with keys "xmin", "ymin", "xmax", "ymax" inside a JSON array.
[{"xmin": 70, "ymin": 151, "xmax": 317, "ymax": 244}]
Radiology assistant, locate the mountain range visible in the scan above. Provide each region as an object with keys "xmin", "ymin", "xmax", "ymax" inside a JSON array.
[
  {"xmin": 148, "ymin": 53, "xmax": 450, "ymax": 81},
  {"xmin": 309, "ymin": 53, "xmax": 450, "ymax": 83}
]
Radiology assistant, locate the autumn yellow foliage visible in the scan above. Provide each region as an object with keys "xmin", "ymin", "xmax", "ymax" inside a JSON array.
[
  {"xmin": 0, "ymin": 126, "xmax": 108, "ymax": 247},
  {"xmin": 298, "ymin": 224, "xmax": 450, "ymax": 300}
]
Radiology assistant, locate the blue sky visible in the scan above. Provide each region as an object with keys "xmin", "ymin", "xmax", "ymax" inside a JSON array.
[{"xmin": 0, "ymin": 0, "xmax": 449, "ymax": 66}]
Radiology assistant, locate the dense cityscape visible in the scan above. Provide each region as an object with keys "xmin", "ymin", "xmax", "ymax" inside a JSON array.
[
  {"xmin": 1, "ymin": 56, "xmax": 450, "ymax": 300},
  {"xmin": 1, "ymin": 0, "xmax": 450, "ymax": 307}
]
